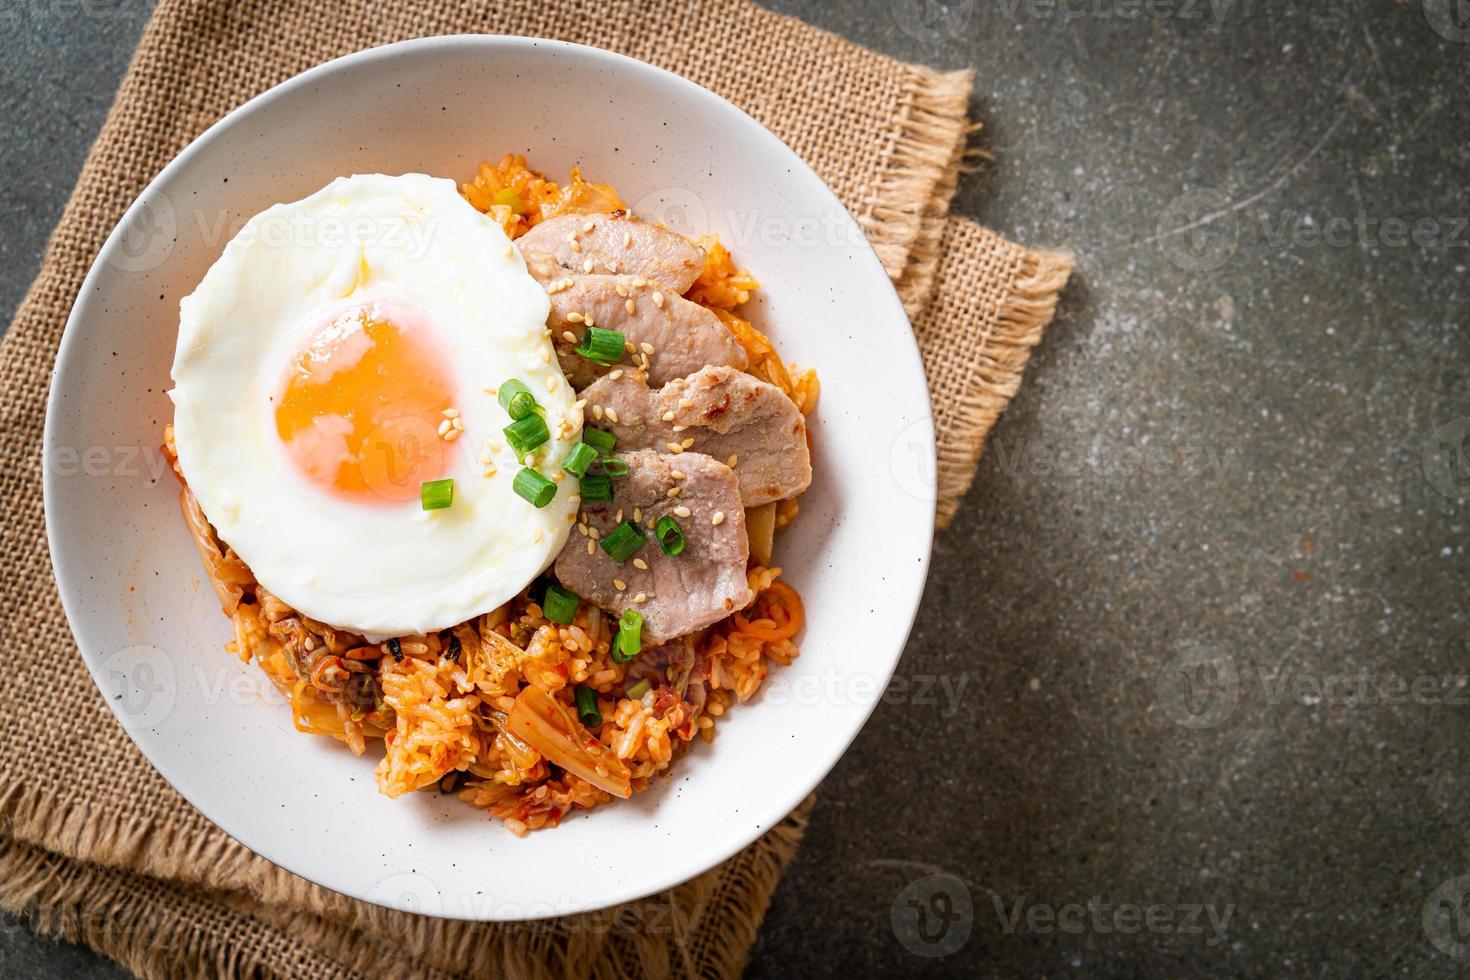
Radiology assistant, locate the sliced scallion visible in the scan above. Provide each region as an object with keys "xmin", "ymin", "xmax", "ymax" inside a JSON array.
[
  {"xmin": 513, "ymin": 467, "xmax": 556, "ymax": 508},
  {"xmin": 600, "ymin": 520, "xmax": 645, "ymax": 563},
  {"xmin": 612, "ymin": 609, "xmax": 643, "ymax": 663},
  {"xmin": 574, "ymin": 686, "xmax": 602, "ymax": 727},
  {"xmin": 574, "ymin": 327, "xmax": 626, "ymax": 365},
  {"xmin": 497, "ymin": 378, "xmax": 537, "ymax": 420},
  {"xmin": 562, "ymin": 442, "xmax": 598, "ymax": 479},
  {"xmin": 420, "ymin": 478, "xmax": 454, "ymax": 511},
  {"xmin": 582, "ymin": 427, "xmax": 616, "ymax": 454},
  {"xmin": 578, "ymin": 474, "xmax": 614, "ymax": 502},
  {"xmin": 599, "ymin": 456, "xmax": 629, "ymax": 478},
  {"xmin": 654, "ymin": 514, "xmax": 686, "ymax": 556},
  {"xmin": 504, "ymin": 412, "xmax": 550, "ymax": 458},
  {"xmin": 543, "ymin": 583, "xmax": 579, "ymax": 625},
  {"xmin": 625, "ymin": 678, "xmax": 651, "ymax": 701}
]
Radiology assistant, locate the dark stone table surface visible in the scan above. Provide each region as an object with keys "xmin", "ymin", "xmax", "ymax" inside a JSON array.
[{"xmin": 3, "ymin": 2, "xmax": 1466, "ymax": 976}]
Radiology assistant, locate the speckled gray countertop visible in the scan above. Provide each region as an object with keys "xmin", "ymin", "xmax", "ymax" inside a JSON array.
[{"xmin": 3, "ymin": 2, "xmax": 1467, "ymax": 977}]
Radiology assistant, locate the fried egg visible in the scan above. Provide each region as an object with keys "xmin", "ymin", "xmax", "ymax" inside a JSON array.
[{"xmin": 170, "ymin": 173, "xmax": 579, "ymax": 638}]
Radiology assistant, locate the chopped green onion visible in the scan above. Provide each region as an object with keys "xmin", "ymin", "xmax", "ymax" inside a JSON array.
[
  {"xmin": 542, "ymin": 583, "xmax": 579, "ymax": 625},
  {"xmin": 578, "ymin": 474, "xmax": 614, "ymax": 502},
  {"xmin": 625, "ymin": 678, "xmax": 651, "ymax": 701},
  {"xmin": 613, "ymin": 609, "xmax": 643, "ymax": 663},
  {"xmin": 654, "ymin": 515, "xmax": 686, "ymax": 556},
  {"xmin": 504, "ymin": 412, "xmax": 550, "ymax": 458},
  {"xmin": 513, "ymin": 468, "xmax": 557, "ymax": 508},
  {"xmin": 574, "ymin": 686, "xmax": 602, "ymax": 727},
  {"xmin": 574, "ymin": 327, "xmax": 626, "ymax": 365},
  {"xmin": 582, "ymin": 427, "xmax": 616, "ymax": 454},
  {"xmin": 420, "ymin": 478, "xmax": 454, "ymax": 511},
  {"xmin": 599, "ymin": 456, "xmax": 629, "ymax": 478},
  {"xmin": 497, "ymin": 378, "xmax": 537, "ymax": 420},
  {"xmin": 493, "ymin": 187, "xmax": 528, "ymax": 214},
  {"xmin": 600, "ymin": 520, "xmax": 645, "ymax": 563},
  {"xmin": 562, "ymin": 442, "xmax": 598, "ymax": 479}
]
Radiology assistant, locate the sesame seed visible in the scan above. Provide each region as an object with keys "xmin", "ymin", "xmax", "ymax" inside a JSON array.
[
  {"xmin": 577, "ymin": 524, "xmax": 588, "ymax": 536},
  {"xmin": 712, "ymin": 511, "xmax": 725, "ymax": 526},
  {"xmin": 633, "ymin": 507, "xmax": 642, "ymax": 522},
  {"xmin": 562, "ymin": 331, "xmax": 577, "ymax": 343},
  {"xmin": 661, "ymin": 410, "xmax": 675, "ymax": 422},
  {"xmin": 484, "ymin": 386, "xmax": 498, "ymax": 396},
  {"xmin": 638, "ymin": 354, "xmax": 649, "ymax": 370},
  {"xmin": 670, "ymin": 470, "xmax": 685, "ymax": 481},
  {"xmin": 545, "ymin": 376, "xmax": 557, "ymax": 393},
  {"xmin": 633, "ymin": 558, "xmax": 648, "ymax": 570},
  {"xmin": 640, "ymin": 342, "xmax": 654, "ymax": 355},
  {"xmin": 437, "ymin": 420, "xmax": 452, "ymax": 436},
  {"xmin": 541, "ymin": 349, "xmax": 552, "ymax": 364},
  {"xmin": 727, "ymin": 454, "xmax": 738, "ymax": 467},
  {"xmin": 552, "ymin": 471, "xmax": 564, "ymax": 483},
  {"xmin": 593, "ymin": 405, "xmax": 605, "ymax": 420},
  {"xmin": 681, "ymin": 437, "xmax": 694, "ymax": 449},
  {"xmin": 613, "ymin": 579, "xmax": 627, "ymax": 591},
  {"xmin": 443, "ymin": 429, "xmax": 460, "ymax": 442},
  {"xmin": 589, "ymin": 526, "xmax": 601, "ymax": 540},
  {"xmin": 652, "ymin": 292, "xmax": 665, "ymax": 308},
  {"xmin": 623, "ymin": 231, "xmax": 632, "ymax": 248},
  {"xmin": 568, "ymin": 311, "xmax": 584, "ymax": 324},
  {"xmin": 666, "ymin": 442, "xmax": 684, "ymax": 453},
  {"xmin": 607, "ymin": 369, "xmax": 623, "ymax": 381},
  {"xmin": 632, "ymin": 592, "xmax": 648, "ymax": 604},
  {"xmin": 582, "ymin": 259, "xmax": 594, "ymax": 274},
  {"xmin": 674, "ymin": 505, "xmax": 691, "ymax": 518},
  {"xmin": 615, "ymin": 508, "xmax": 624, "ymax": 523},
  {"xmin": 573, "ymin": 399, "xmax": 587, "ymax": 411},
  {"xmin": 625, "ymin": 341, "xmax": 636, "ymax": 353},
  {"xmin": 633, "ymin": 277, "xmax": 648, "ymax": 288},
  {"xmin": 443, "ymin": 408, "xmax": 459, "ymax": 419},
  {"xmin": 582, "ymin": 221, "xmax": 596, "ymax": 234},
  {"xmin": 569, "ymin": 239, "xmax": 582, "ymax": 253},
  {"xmin": 667, "ymin": 487, "xmax": 682, "ymax": 498},
  {"xmin": 584, "ymin": 315, "xmax": 595, "ymax": 328},
  {"xmin": 605, "ymin": 408, "xmax": 619, "ymax": 423},
  {"xmin": 533, "ymin": 528, "xmax": 544, "ymax": 543},
  {"xmin": 607, "ymin": 261, "xmax": 619, "ymax": 273},
  {"xmin": 625, "ymin": 299, "xmax": 636, "ymax": 315},
  {"xmin": 672, "ymin": 424, "xmax": 687, "ymax": 433},
  {"xmin": 587, "ymin": 539, "xmax": 596, "ymax": 556},
  {"xmin": 616, "ymin": 284, "xmax": 629, "ymax": 298}
]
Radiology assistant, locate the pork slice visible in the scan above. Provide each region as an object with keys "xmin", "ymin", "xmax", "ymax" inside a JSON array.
[
  {"xmin": 518, "ymin": 212, "xmax": 705, "ymax": 293},
  {"xmin": 554, "ymin": 450, "xmax": 752, "ymax": 646},
  {"xmin": 546, "ymin": 275, "xmax": 747, "ymax": 388},
  {"xmin": 580, "ymin": 366, "xmax": 812, "ymax": 506}
]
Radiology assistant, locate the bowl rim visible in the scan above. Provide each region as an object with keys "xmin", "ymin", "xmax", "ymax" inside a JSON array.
[{"xmin": 44, "ymin": 33, "xmax": 936, "ymax": 919}]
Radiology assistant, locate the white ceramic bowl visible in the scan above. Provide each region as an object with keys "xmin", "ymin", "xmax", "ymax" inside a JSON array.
[{"xmin": 45, "ymin": 36, "xmax": 934, "ymax": 920}]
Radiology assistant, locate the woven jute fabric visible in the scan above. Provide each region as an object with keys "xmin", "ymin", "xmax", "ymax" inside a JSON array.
[{"xmin": 0, "ymin": 1, "xmax": 1071, "ymax": 977}]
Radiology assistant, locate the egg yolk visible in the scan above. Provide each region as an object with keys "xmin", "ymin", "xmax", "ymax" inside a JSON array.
[{"xmin": 274, "ymin": 298, "xmax": 455, "ymax": 504}]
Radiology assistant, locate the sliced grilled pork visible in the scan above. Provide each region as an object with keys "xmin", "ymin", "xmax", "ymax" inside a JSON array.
[
  {"xmin": 546, "ymin": 275, "xmax": 747, "ymax": 389},
  {"xmin": 519, "ymin": 212, "xmax": 705, "ymax": 293},
  {"xmin": 580, "ymin": 366, "xmax": 812, "ymax": 506},
  {"xmin": 554, "ymin": 450, "xmax": 752, "ymax": 646}
]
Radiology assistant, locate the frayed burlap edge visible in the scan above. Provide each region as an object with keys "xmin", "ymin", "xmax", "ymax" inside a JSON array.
[
  {"xmin": 861, "ymin": 67, "xmax": 973, "ymax": 301},
  {"xmin": 0, "ymin": 790, "xmax": 813, "ymax": 980}
]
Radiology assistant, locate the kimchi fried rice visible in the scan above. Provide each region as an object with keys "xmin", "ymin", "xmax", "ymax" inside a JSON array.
[{"xmin": 167, "ymin": 155, "xmax": 818, "ymax": 835}]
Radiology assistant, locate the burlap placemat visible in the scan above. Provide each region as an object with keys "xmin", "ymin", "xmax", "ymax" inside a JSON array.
[{"xmin": 0, "ymin": 1, "xmax": 1071, "ymax": 976}]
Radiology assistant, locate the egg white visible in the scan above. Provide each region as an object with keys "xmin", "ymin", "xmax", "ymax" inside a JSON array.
[{"xmin": 170, "ymin": 173, "xmax": 579, "ymax": 638}]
